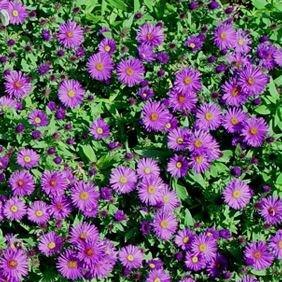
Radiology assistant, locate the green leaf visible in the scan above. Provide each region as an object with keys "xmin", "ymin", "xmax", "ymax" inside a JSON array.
[
  {"xmin": 184, "ymin": 208, "xmax": 194, "ymax": 226},
  {"xmin": 252, "ymin": 0, "xmax": 268, "ymax": 9},
  {"xmin": 187, "ymin": 171, "xmax": 206, "ymax": 188},
  {"xmin": 254, "ymin": 105, "xmax": 271, "ymax": 115},
  {"xmin": 81, "ymin": 144, "xmax": 97, "ymax": 162},
  {"xmin": 268, "ymin": 77, "xmax": 279, "ymax": 103},
  {"xmin": 107, "ymin": 0, "xmax": 128, "ymax": 11},
  {"xmin": 172, "ymin": 179, "xmax": 188, "ymax": 200},
  {"xmin": 250, "ymin": 269, "xmax": 266, "ymax": 276}
]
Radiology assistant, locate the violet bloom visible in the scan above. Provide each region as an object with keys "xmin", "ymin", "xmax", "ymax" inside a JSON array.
[
  {"xmin": 146, "ymin": 268, "xmax": 171, "ymax": 282},
  {"xmin": 119, "ymin": 245, "xmax": 144, "ymax": 269},
  {"xmin": 167, "ymin": 155, "xmax": 189, "ymax": 178},
  {"xmin": 214, "ymin": 23, "xmax": 237, "ymax": 50},
  {"xmin": 235, "ymin": 30, "xmax": 251, "ymax": 54},
  {"xmin": 138, "ymin": 44, "xmax": 155, "ymax": 62},
  {"xmin": 175, "ymin": 228, "xmax": 195, "ymax": 250},
  {"xmin": 138, "ymin": 86, "xmax": 154, "ymax": 100},
  {"xmin": 28, "ymin": 109, "xmax": 49, "ymax": 127},
  {"xmin": 136, "ymin": 23, "xmax": 164, "ymax": 47},
  {"xmin": 50, "ymin": 196, "xmax": 72, "ymax": 220},
  {"xmin": 185, "ymin": 34, "xmax": 205, "ymax": 51},
  {"xmin": 268, "ymin": 230, "xmax": 282, "ymax": 259},
  {"xmin": 9, "ymin": 170, "xmax": 35, "ymax": 196},
  {"xmin": 17, "ymin": 148, "xmax": 40, "ymax": 169},
  {"xmin": 168, "ymin": 88, "xmax": 197, "ymax": 113},
  {"xmin": 258, "ymin": 196, "xmax": 282, "ymax": 225},
  {"xmin": 191, "ymin": 233, "xmax": 217, "ymax": 260},
  {"xmin": 98, "ymin": 38, "xmax": 116, "ymax": 55},
  {"xmin": 167, "ymin": 127, "xmax": 191, "ymax": 151},
  {"xmin": 58, "ymin": 79, "xmax": 85, "ymax": 108},
  {"xmin": 3, "ymin": 197, "xmax": 26, "ymax": 221},
  {"xmin": 87, "ymin": 52, "xmax": 114, "ymax": 81},
  {"xmin": 185, "ymin": 252, "xmax": 206, "ymax": 271},
  {"xmin": 159, "ymin": 187, "xmax": 180, "ymax": 212},
  {"xmin": 38, "ymin": 231, "xmax": 63, "ymax": 256},
  {"xmin": 257, "ymin": 42, "xmax": 277, "ymax": 70},
  {"xmin": 117, "ymin": 58, "xmax": 145, "ymax": 87},
  {"xmin": 27, "ymin": 200, "xmax": 50, "ymax": 225},
  {"xmin": 223, "ymin": 108, "xmax": 248, "ymax": 133},
  {"xmin": 137, "ymin": 158, "xmax": 160, "ymax": 179},
  {"xmin": 174, "ymin": 68, "xmax": 202, "ymax": 93},
  {"xmin": 7, "ymin": 1, "xmax": 27, "ymax": 25},
  {"xmin": 69, "ymin": 222, "xmax": 99, "ymax": 244},
  {"xmin": 189, "ymin": 152, "xmax": 210, "ymax": 174},
  {"xmin": 0, "ymin": 97, "xmax": 18, "ymax": 111},
  {"xmin": 90, "ymin": 118, "xmax": 110, "ymax": 140},
  {"xmin": 58, "ymin": 21, "xmax": 84, "ymax": 49},
  {"xmin": 244, "ymin": 241, "xmax": 274, "ymax": 270}
]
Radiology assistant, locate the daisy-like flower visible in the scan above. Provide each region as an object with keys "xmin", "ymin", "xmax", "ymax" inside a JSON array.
[
  {"xmin": 98, "ymin": 38, "xmax": 116, "ymax": 55},
  {"xmin": 38, "ymin": 231, "xmax": 63, "ymax": 257},
  {"xmin": 195, "ymin": 103, "xmax": 222, "ymax": 131},
  {"xmin": 119, "ymin": 245, "xmax": 144, "ymax": 269},
  {"xmin": 214, "ymin": 23, "xmax": 237, "ymax": 50},
  {"xmin": 58, "ymin": 79, "xmax": 85, "ymax": 108},
  {"xmin": 3, "ymin": 197, "xmax": 26, "ymax": 221},
  {"xmin": 239, "ymin": 275, "xmax": 258, "ymax": 282},
  {"xmin": 274, "ymin": 48, "xmax": 282, "ymax": 66},
  {"xmin": 17, "ymin": 148, "xmax": 39, "ymax": 169},
  {"xmin": 57, "ymin": 250, "xmax": 83, "ymax": 280},
  {"xmin": 185, "ymin": 34, "xmax": 205, "ymax": 52},
  {"xmin": 180, "ymin": 278, "xmax": 195, "ymax": 282},
  {"xmin": 28, "ymin": 109, "xmax": 49, "ymax": 127},
  {"xmin": 87, "ymin": 52, "xmax": 114, "ymax": 81},
  {"xmin": 168, "ymin": 88, "xmax": 197, "ymax": 113},
  {"xmin": 257, "ymin": 42, "xmax": 277, "ymax": 70},
  {"xmin": 226, "ymin": 53, "xmax": 250, "ymax": 70},
  {"xmin": 235, "ymin": 30, "xmax": 251, "ymax": 54},
  {"xmin": 244, "ymin": 241, "xmax": 274, "ymax": 270},
  {"xmin": 191, "ymin": 233, "xmax": 217, "ymax": 260},
  {"xmin": 174, "ymin": 68, "xmax": 202, "ymax": 93},
  {"xmin": 9, "ymin": 170, "xmax": 35, "ymax": 196},
  {"xmin": 238, "ymin": 65, "xmax": 268, "ymax": 96},
  {"xmin": 50, "ymin": 196, "xmax": 72, "ymax": 220},
  {"xmin": 207, "ymin": 253, "xmax": 228, "ymax": 278},
  {"xmin": 175, "ymin": 229, "xmax": 195, "ymax": 250},
  {"xmin": 223, "ymin": 108, "xmax": 248, "ymax": 133},
  {"xmin": 141, "ymin": 101, "xmax": 170, "ymax": 132},
  {"xmin": 77, "ymin": 238, "xmax": 104, "ymax": 265},
  {"xmin": 241, "ymin": 117, "xmax": 268, "ymax": 147},
  {"xmin": 158, "ymin": 186, "xmax": 180, "ymax": 212},
  {"xmin": 4, "ymin": 70, "xmax": 32, "ymax": 99},
  {"xmin": 167, "ymin": 155, "xmax": 189, "ymax": 178},
  {"xmin": 138, "ymin": 44, "xmax": 155, "ymax": 62},
  {"xmin": 258, "ymin": 196, "xmax": 282, "ymax": 225},
  {"xmin": 221, "ymin": 78, "xmax": 248, "ymax": 106},
  {"xmin": 185, "ymin": 252, "xmax": 206, "ymax": 271},
  {"xmin": 58, "ymin": 21, "xmax": 84, "ymax": 49},
  {"xmin": 41, "ymin": 170, "xmax": 68, "ymax": 197},
  {"xmin": 138, "ymin": 86, "xmax": 154, "ymax": 100},
  {"xmin": 0, "ymin": 248, "xmax": 28, "ymax": 281},
  {"xmin": 110, "ymin": 166, "xmax": 137, "ymax": 194},
  {"xmin": 69, "ymin": 222, "xmax": 99, "ymax": 244},
  {"xmin": 163, "ymin": 115, "xmax": 179, "ymax": 132},
  {"xmin": 138, "ymin": 176, "xmax": 165, "ymax": 206},
  {"xmin": 89, "ymin": 118, "xmax": 110, "ymax": 140},
  {"xmin": 71, "ymin": 181, "xmax": 99, "ymax": 211},
  {"xmin": 268, "ymin": 230, "xmax": 282, "ymax": 259},
  {"xmin": 117, "ymin": 58, "xmax": 145, "ymax": 87},
  {"xmin": 27, "ymin": 200, "xmax": 50, "ymax": 225},
  {"xmin": 147, "ymin": 259, "xmax": 163, "ymax": 270},
  {"xmin": 152, "ymin": 211, "xmax": 178, "ymax": 240},
  {"xmin": 223, "ymin": 179, "xmax": 252, "ymax": 209},
  {"xmin": 7, "ymin": 1, "xmax": 27, "ymax": 25},
  {"xmin": 136, "ymin": 158, "xmax": 160, "ymax": 179},
  {"xmin": 167, "ymin": 127, "xmax": 191, "ymax": 151},
  {"xmin": 146, "ymin": 268, "xmax": 171, "ymax": 282},
  {"xmin": 0, "ymin": 97, "xmax": 18, "ymax": 111},
  {"xmin": 136, "ymin": 23, "xmax": 164, "ymax": 47},
  {"xmin": 189, "ymin": 152, "xmax": 210, "ymax": 174}
]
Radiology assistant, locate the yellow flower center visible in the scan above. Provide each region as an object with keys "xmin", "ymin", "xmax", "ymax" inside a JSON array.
[
  {"xmin": 178, "ymin": 95, "xmax": 186, "ymax": 103},
  {"xmin": 79, "ymin": 191, "xmax": 89, "ymax": 200},
  {"xmin": 253, "ymin": 251, "xmax": 262, "ymax": 259},
  {"xmin": 14, "ymin": 81, "xmax": 23, "ymax": 89},
  {"xmin": 67, "ymin": 260, "xmax": 77, "ymax": 269},
  {"xmin": 176, "ymin": 161, "xmax": 182, "ymax": 168},
  {"xmin": 194, "ymin": 139, "xmax": 202, "ymax": 148},
  {"xmin": 183, "ymin": 236, "xmax": 189, "ymax": 243},
  {"xmin": 34, "ymin": 117, "xmax": 41, "ymax": 124},
  {"xmin": 184, "ymin": 76, "xmax": 192, "ymax": 85},
  {"xmin": 95, "ymin": 63, "xmax": 104, "ymax": 71},
  {"xmin": 150, "ymin": 112, "xmax": 159, "ymax": 121},
  {"xmin": 205, "ymin": 112, "xmax": 213, "ymax": 121},
  {"xmin": 163, "ymin": 195, "xmax": 170, "ymax": 203},
  {"xmin": 220, "ymin": 32, "xmax": 227, "ymax": 40},
  {"xmin": 35, "ymin": 210, "xmax": 43, "ymax": 217},
  {"xmin": 144, "ymin": 167, "xmax": 151, "ymax": 174},
  {"xmin": 238, "ymin": 38, "xmax": 245, "ymax": 46},
  {"xmin": 49, "ymin": 179, "xmax": 57, "ymax": 187},
  {"xmin": 10, "ymin": 205, "xmax": 18, "ymax": 213},
  {"xmin": 189, "ymin": 43, "xmax": 196, "ymax": 49},
  {"xmin": 231, "ymin": 87, "xmax": 239, "ymax": 97},
  {"xmin": 127, "ymin": 254, "xmax": 134, "ymax": 262},
  {"xmin": 149, "ymin": 263, "xmax": 155, "ymax": 269},
  {"xmin": 147, "ymin": 185, "xmax": 156, "ymax": 194},
  {"xmin": 165, "ymin": 123, "xmax": 171, "ymax": 129},
  {"xmin": 79, "ymin": 232, "xmax": 87, "ymax": 240},
  {"xmin": 24, "ymin": 156, "xmax": 31, "ymax": 163},
  {"xmin": 191, "ymin": 256, "xmax": 198, "ymax": 263},
  {"xmin": 154, "ymin": 278, "xmax": 161, "ymax": 282},
  {"xmin": 96, "ymin": 127, "xmax": 104, "ymax": 134},
  {"xmin": 66, "ymin": 31, "xmax": 73, "ymax": 38},
  {"xmin": 199, "ymin": 243, "xmax": 207, "ymax": 252},
  {"xmin": 104, "ymin": 45, "xmax": 111, "ymax": 52},
  {"xmin": 247, "ymin": 77, "xmax": 255, "ymax": 86},
  {"xmin": 12, "ymin": 10, "xmax": 19, "ymax": 17},
  {"xmin": 232, "ymin": 190, "xmax": 241, "ymax": 199},
  {"xmin": 195, "ymin": 155, "xmax": 203, "ymax": 164},
  {"xmin": 176, "ymin": 137, "xmax": 184, "ymax": 144},
  {"xmin": 160, "ymin": 219, "xmax": 169, "ymax": 229},
  {"xmin": 47, "ymin": 242, "xmax": 56, "ymax": 249},
  {"xmin": 249, "ymin": 127, "xmax": 258, "ymax": 135},
  {"xmin": 67, "ymin": 90, "xmax": 75, "ymax": 97},
  {"xmin": 119, "ymin": 176, "xmax": 128, "ymax": 184},
  {"xmin": 231, "ymin": 117, "xmax": 238, "ymax": 125},
  {"xmin": 126, "ymin": 67, "xmax": 134, "ymax": 76},
  {"xmin": 8, "ymin": 259, "xmax": 18, "ymax": 269},
  {"xmin": 278, "ymin": 240, "xmax": 282, "ymax": 249}
]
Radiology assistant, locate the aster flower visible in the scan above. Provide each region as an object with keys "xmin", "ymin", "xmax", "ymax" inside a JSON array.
[
  {"xmin": 180, "ymin": 278, "xmax": 195, "ymax": 282},
  {"xmin": 69, "ymin": 222, "xmax": 99, "ymax": 244},
  {"xmin": 117, "ymin": 58, "xmax": 145, "ymax": 87},
  {"xmin": 207, "ymin": 253, "xmax": 228, "ymax": 278},
  {"xmin": 191, "ymin": 233, "xmax": 217, "ymax": 260},
  {"xmin": 223, "ymin": 179, "xmax": 251, "ymax": 209},
  {"xmin": 3, "ymin": 197, "xmax": 26, "ymax": 221},
  {"xmin": 119, "ymin": 245, "xmax": 144, "ymax": 269},
  {"xmin": 185, "ymin": 34, "xmax": 205, "ymax": 51},
  {"xmin": 163, "ymin": 115, "xmax": 179, "ymax": 132},
  {"xmin": 235, "ymin": 30, "xmax": 251, "ymax": 53},
  {"xmin": 195, "ymin": 103, "xmax": 222, "ymax": 131},
  {"xmin": 244, "ymin": 241, "xmax": 274, "ymax": 270},
  {"xmin": 27, "ymin": 200, "xmax": 50, "ymax": 225},
  {"xmin": 146, "ymin": 268, "xmax": 171, "ymax": 282},
  {"xmin": 77, "ymin": 238, "xmax": 104, "ymax": 265},
  {"xmin": 38, "ymin": 232, "xmax": 63, "ymax": 256},
  {"xmin": 147, "ymin": 259, "xmax": 164, "ymax": 270},
  {"xmin": 158, "ymin": 186, "xmax": 180, "ymax": 212},
  {"xmin": 152, "ymin": 211, "xmax": 178, "ymax": 240},
  {"xmin": 175, "ymin": 229, "xmax": 195, "ymax": 250},
  {"xmin": 110, "ymin": 166, "xmax": 137, "ymax": 194},
  {"xmin": 168, "ymin": 88, "xmax": 197, "ymax": 113},
  {"xmin": 226, "ymin": 53, "xmax": 250, "ymax": 70},
  {"xmin": 141, "ymin": 101, "xmax": 170, "ymax": 132},
  {"xmin": 41, "ymin": 170, "xmax": 68, "ymax": 197},
  {"xmin": 17, "ymin": 148, "xmax": 39, "ymax": 169},
  {"xmin": 241, "ymin": 117, "xmax": 268, "ymax": 147},
  {"xmin": 189, "ymin": 152, "xmax": 210, "ymax": 174},
  {"xmin": 138, "ymin": 44, "xmax": 155, "ymax": 62},
  {"xmin": 223, "ymin": 108, "xmax": 247, "ymax": 133},
  {"xmin": 239, "ymin": 275, "xmax": 258, "ymax": 282},
  {"xmin": 137, "ymin": 158, "xmax": 160, "ymax": 178},
  {"xmin": 185, "ymin": 252, "xmax": 206, "ymax": 271},
  {"xmin": 98, "ymin": 38, "xmax": 116, "ymax": 54},
  {"xmin": 257, "ymin": 42, "xmax": 277, "ymax": 70},
  {"xmin": 58, "ymin": 21, "xmax": 84, "ymax": 49},
  {"xmin": 268, "ymin": 230, "xmax": 282, "ymax": 259},
  {"xmin": 138, "ymin": 86, "xmax": 154, "ymax": 100},
  {"xmin": 167, "ymin": 127, "xmax": 191, "ymax": 151},
  {"xmin": 222, "ymin": 78, "xmax": 248, "ymax": 106},
  {"xmin": 4, "ymin": 70, "xmax": 32, "ymax": 99},
  {"xmin": 214, "ymin": 23, "xmax": 237, "ymax": 50},
  {"xmin": 174, "ymin": 68, "xmax": 202, "ymax": 93},
  {"xmin": 0, "ymin": 97, "xmax": 18, "ymax": 111},
  {"xmin": 87, "ymin": 52, "xmax": 114, "ymax": 81},
  {"xmin": 136, "ymin": 23, "xmax": 164, "ymax": 47},
  {"xmin": 7, "ymin": 1, "xmax": 27, "ymax": 25},
  {"xmin": 89, "ymin": 118, "xmax": 110, "ymax": 140},
  {"xmin": 9, "ymin": 170, "xmax": 35, "ymax": 196},
  {"xmin": 71, "ymin": 181, "xmax": 99, "ymax": 211},
  {"xmin": 238, "ymin": 65, "xmax": 268, "ymax": 96},
  {"xmin": 58, "ymin": 79, "xmax": 85, "ymax": 108},
  {"xmin": 274, "ymin": 48, "xmax": 282, "ymax": 66},
  {"xmin": 258, "ymin": 196, "xmax": 282, "ymax": 225},
  {"xmin": 28, "ymin": 109, "xmax": 49, "ymax": 127},
  {"xmin": 167, "ymin": 155, "xmax": 189, "ymax": 178},
  {"xmin": 50, "ymin": 196, "xmax": 72, "ymax": 220},
  {"xmin": 0, "ymin": 248, "xmax": 28, "ymax": 281},
  {"xmin": 138, "ymin": 176, "xmax": 165, "ymax": 205},
  {"xmin": 57, "ymin": 250, "xmax": 83, "ymax": 280}
]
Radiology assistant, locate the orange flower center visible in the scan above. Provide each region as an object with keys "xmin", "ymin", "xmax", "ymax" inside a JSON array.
[
  {"xmin": 79, "ymin": 191, "xmax": 89, "ymax": 200},
  {"xmin": 247, "ymin": 77, "xmax": 255, "ymax": 86},
  {"xmin": 176, "ymin": 137, "xmax": 184, "ymax": 144},
  {"xmin": 231, "ymin": 87, "xmax": 239, "ymax": 97},
  {"xmin": 205, "ymin": 112, "xmax": 213, "ymax": 121},
  {"xmin": 220, "ymin": 32, "xmax": 227, "ymax": 40},
  {"xmin": 278, "ymin": 240, "xmax": 282, "ymax": 249},
  {"xmin": 85, "ymin": 247, "xmax": 94, "ymax": 256},
  {"xmin": 160, "ymin": 219, "xmax": 169, "ymax": 229},
  {"xmin": 194, "ymin": 139, "xmax": 202, "ymax": 148},
  {"xmin": 183, "ymin": 236, "xmax": 189, "ymax": 243},
  {"xmin": 67, "ymin": 260, "xmax": 78, "ymax": 269},
  {"xmin": 14, "ymin": 81, "xmax": 23, "ymax": 89},
  {"xmin": 231, "ymin": 117, "xmax": 238, "ymax": 125},
  {"xmin": 146, "ymin": 33, "xmax": 153, "ymax": 40},
  {"xmin": 104, "ymin": 45, "xmax": 111, "ymax": 52},
  {"xmin": 126, "ymin": 67, "xmax": 134, "ymax": 76},
  {"xmin": 144, "ymin": 167, "xmax": 151, "ymax": 174},
  {"xmin": 238, "ymin": 38, "xmax": 245, "ymax": 46},
  {"xmin": 189, "ymin": 43, "xmax": 196, "ymax": 49},
  {"xmin": 178, "ymin": 94, "xmax": 186, "ymax": 103},
  {"xmin": 119, "ymin": 176, "xmax": 128, "ymax": 184},
  {"xmin": 47, "ymin": 242, "xmax": 56, "ymax": 249},
  {"xmin": 253, "ymin": 251, "xmax": 262, "ymax": 259},
  {"xmin": 165, "ymin": 122, "xmax": 171, "ymax": 129},
  {"xmin": 66, "ymin": 31, "xmax": 73, "ymax": 38},
  {"xmin": 163, "ymin": 195, "xmax": 170, "ymax": 203},
  {"xmin": 232, "ymin": 190, "xmax": 241, "ymax": 199},
  {"xmin": 127, "ymin": 254, "xmax": 134, "ymax": 261},
  {"xmin": 147, "ymin": 185, "xmax": 156, "ymax": 194},
  {"xmin": 195, "ymin": 155, "xmax": 203, "ymax": 164},
  {"xmin": 67, "ymin": 90, "xmax": 75, "ymax": 97},
  {"xmin": 95, "ymin": 63, "xmax": 104, "ymax": 71},
  {"xmin": 199, "ymin": 243, "xmax": 207, "ymax": 252},
  {"xmin": 176, "ymin": 161, "xmax": 182, "ymax": 168},
  {"xmin": 150, "ymin": 112, "xmax": 159, "ymax": 121},
  {"xmin": 184, "ymin": 76, "xmax": 192, "ymax": 85},
  {"xmin": 8, "ymin": 259, "xmax": 18, "ymax": 269},
  {"xmin": 17, "ymin": 180, "xmax": 24, "ymax": 187},
  {"xmin": 249, "ymin": 127, "xmax": 258, "ymax": 135},
  {"xmin": 10, "ymin": 205, "xmax": 18, "ymax": 213},
  {"xmin": 50, "ymin": 179, "xmax": 57, "ymax": 187},
  {"xmin": 35, "ymin": 210, "xmax": 43, "ymax": 217},
  {"xmin": 34, "ymin": 117, "xmax": 41, "ymax": 124}
]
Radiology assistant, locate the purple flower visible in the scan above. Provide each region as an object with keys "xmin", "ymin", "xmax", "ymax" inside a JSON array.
[
  {"xmin": 8, "ymin": 1, "xmax": 27, "ymax": 25},
  {"xmin": 38, "ymin": 231, "xmax": 63, "ymax": 256},
  {"xmin": 185, "ymin": 252, "xmax": 206, "ymax": 271},
  {"xmin": 138, "ymin": 86, "xmax": 154, "ymax": 100},
  {"xmin": 28, "ymin": 109, "xmax": 49, "ymax": 127},
  {"xmin": 167, "ymin": 155, "xmax": 189, "ymax": 178},
  {"xmin": 58, "ymin": 21, "xmax": 84, "ymax": 49},
  {"xmin": 191, "ymin": 233, "xmax": 217, "ymax": 260},
  {"xmin": 117, "ymin": 58, "xmax": 145, "ymax": 87},
  {"xmin": 168, "ymin": 88, "xmax": 197, "ymax": 113},
  {"xmin": 90, "ymin": 118, "xmax": 110, "ymax": 140},
  {"xmin": 257, "ymin": 42, "xmax": 277, "ymax": 70},
  {"xmin": 114, "ymin": 210, "xmax": 126, "ymax": 221},
  {"xmin": 137, "ymin": 158, "xmax": 160, "ymax": 179},
  {"xmin": 69, "ymin": 222, "xmax": 99, "ymax": 244},
  {"xmin": 98, "ymin": 38, "xmax": 116, "ymax": 54},
  {"xmin": 137, "ymin": 23, "xmax": 164, "ymax": 47},
  {"xmin": 223, "ymin": 107, "xmax": 247, "ymax": 133},
  {"xmin": 167, "ymin": 127, "xmax": 191, "ymax": 151},
  {"xmin": 185, "ymin": 34, "xmax": 205, "ymax": 51},
  {"xmin": 50, "ymin": 196, "xmax": 72, "ymax": 220},
  {"xmin": 268, "ymin": 230, "xmax": 282, "ymax": 259},
  {"xmin": 37, "ymin": 63, "xmax": 51, "ymax": 75},
  {"xmin": 138, "ymin": 44, "xmax": 155, "ymax": 62},
  {"xmin": 77, "ymin": 238, "xmax": 104, "ymax": 265},
  {"xmin": 244, "ymin": 241, "xmax": 274, "ymax": 270},
  {"xmin": 158, "ymin": 187, "xmax": 180, "ymax": 212},
  {"xmin": 146, "ymin": 268, "xmax": 171, "ymax": 282},
  {"xmin": 235, "ymin": 30, "xmax": 251, "ymax": 54},
  {"xmin": 258, "ymin": 196, "xmax": 282, "ymax": 225},
  {"xmin": 3, "ymin": 197, "xmax": 26, "ymax": 221},
  {"xmin": 174, "ymin": 68, "xmax": 202, "ymax": 93},
  {"xmin": 27, "ymin": 200, "xmax": 50, "ymax": 225},
  {"xmin": 9, "ymin": 170, "xmax": 35, "ymax": 196},
  {"xmin": 119, "ymin": 245, "xmax": 144, "ymax": 269},
  {"xmin": 175, "ymin": 229, "xmax": 195, "ymax": 250},
  {"xmin": 214, "ymin": 23, "xmax": 237, "ymax": 50},
  {"xmin": 17, "ymin": 148, "xmax": 40, "ymax": 169}
]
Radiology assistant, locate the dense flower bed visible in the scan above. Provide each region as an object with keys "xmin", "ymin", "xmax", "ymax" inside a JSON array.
[{"xmin": 0, "ymin": 0, "xmax": 281, "ymax": 281}]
